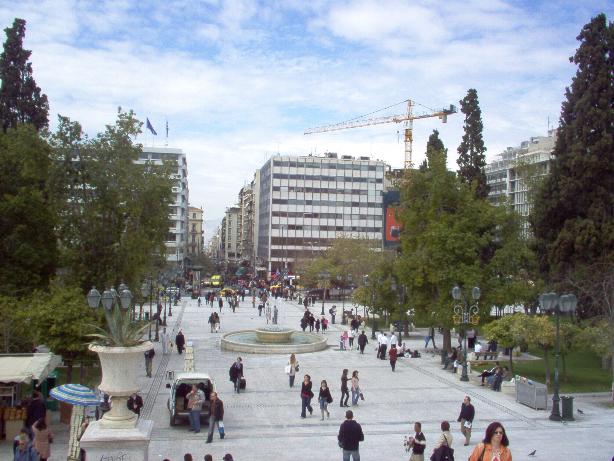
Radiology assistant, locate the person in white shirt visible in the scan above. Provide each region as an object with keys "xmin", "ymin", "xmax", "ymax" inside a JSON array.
[
  {"xmin": 376, "ymin": 332, "xmax": 383, "ymax": 359},
  {"xmin": 389, "ymin": 332, "xmax": 398, "ymax": 348},
  {"xmin": 474, "ymin": 341, "xmax": 483, "ymax": 353},
  {"xmin": 348, "ymin": 329, "xmax": 356, "ymax": 349},
  {"xmin": 380, "ymin": 333, "xmax": 389, "ymax": 360}
]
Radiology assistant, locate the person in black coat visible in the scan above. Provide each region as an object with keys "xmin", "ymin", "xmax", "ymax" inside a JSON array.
[
  {"xmin": 457, "ymin": 395, "xmax": 475, "ymax": 446},
  {"xmin": 127, "ymin": 393, "xmax": 144, "ymax": 416},
  {"xmin": 340, "ymin": 369, "xmax": 350, "ymax": 407},
  {"xmin": 357, "ymin": 331, "xmax": 368, "ymax": 354},
  {"xmin": 338, "ymin": 410, "xmax": 364, "ymax": 460},
  {"xmin": 175, "ymin": 330, "xmax": 186, "ymax": 354},
  {"xmin": 228, "ymin": 357, "xmax": 244, "ymax": 394},
  {"xmin": 26, "ymin": 391, "xmax": 46, "ymax": 429},
  {"xmin": 300, "ymin": 374, "xmax": 314, "ymax": 418},
  {"xmin": 317, "ymin": 380, "xmax": 332, "ymax": 420}
]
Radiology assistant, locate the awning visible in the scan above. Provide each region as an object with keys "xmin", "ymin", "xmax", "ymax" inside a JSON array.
[{"xmin": 0, "ymin": 353, "xmax": 63, "ymax": 384}]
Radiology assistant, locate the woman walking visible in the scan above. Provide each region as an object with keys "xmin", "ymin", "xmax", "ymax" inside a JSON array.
[
  {"xmin": 351, "ymin": 370, "xmax": 361, "ymax": 406},
  {"xmin": 300, "ymin": 375, "xmax": 314, "ymax": 418},
  {"xmin": 287, "ymin": 354, "xmax": 299, "ymax": 388},
  {"xmin": 318, "ymin": 380, "xmax": 332, "ymax": 420},
  {"xmin": 340, "ymin": 369, "xmax": 350, "ymax": 407},
  {"xmin": 468, "ymin": 422, "xmax": 512, "ymax": 461},
  {"xmin": 32, "ymin": 418, "xmax": 53, "ymax": 461},
  {"xmin": 389, "ymin": 344, "xmax": 398, "ymax": 371},
  {"xmin": 431, "ymin": 421, "xmax": 453, "ymax": 457}
]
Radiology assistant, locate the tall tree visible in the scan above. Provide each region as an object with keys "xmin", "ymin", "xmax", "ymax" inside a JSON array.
[
  {"xmin": 531, "ymin": 14, "xmax": 614, "ymax": 284},
  {"xmin": 0, "ymin": 125, "xmax": 57, "ymax": 297},
  {"xmin": 48, "ymin": 110, "xmax": 175, "ymax": 292},
  {"xmin": 0, "ymin": 18, "xmax": 48, "ymax": 131},
  {"xmin": 457, "ymin": 89, "xmax": 488, "ymax": 199}
]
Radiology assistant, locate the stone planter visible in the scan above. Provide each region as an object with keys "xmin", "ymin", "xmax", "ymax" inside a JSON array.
[{"xmin": 89, "ymin": 342, "xmax": 152, "ymax": 429}]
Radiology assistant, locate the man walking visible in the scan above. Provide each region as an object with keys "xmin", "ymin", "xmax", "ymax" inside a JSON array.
[
  {"xmin": 229, "ymin": 357, "xmax": 244, "ymax": 394},
  {"xmin": 175, "ymin": 330, "xmax": 186, "ymax": 355},
  {"xmin": 357, "ymin": 330, "xmax": 368, "ymax": 354},
  {"xmin": 338, "ymin": 410, "xmax": 364, "ymax": 461},
  {"xmin": 457, "ymin": 395, "xmax": 475, "ymax": 446},
  {"xmin": 408, "ymin": 421, "xmax": 426, "ymax": 461},
  {"xmin": 424, "ymin": 326, "xmax": 437, "ymax": 349},
  {"xmin": 206, "ymin": 391, "xmax": 225, "ymax": 443},
  {"xmin": 379, "ymin": 333, "xmax": 389, "ymax": 360},
  {"xmin": 186, "ymin": 384, "xmax": 205, "ymax": 433}
]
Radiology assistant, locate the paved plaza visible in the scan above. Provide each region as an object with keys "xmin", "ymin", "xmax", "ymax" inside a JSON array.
[{"xmin": 5, "ymin": 296, "xmax": 613, "ymax": 460}]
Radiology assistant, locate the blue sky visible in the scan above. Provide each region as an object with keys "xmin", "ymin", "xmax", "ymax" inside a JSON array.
[{"xmin": 1, "ymin": 0, "xmax": 612, "ymax": 238}]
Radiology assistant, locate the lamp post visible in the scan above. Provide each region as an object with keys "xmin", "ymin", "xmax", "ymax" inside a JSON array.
[
  {"xmin": 87, "ymin": 284, "xmax": 133, "ymax": 325},
  {"xmin": 364, "ymin": 275, "xmax": 378, "ymax": 339},
  {"xmin": 451, "ymin": 285, "xmax": 481, "ymax": 382},
  {"xmin": 141, "ymin": 279, "xmax": 154, "ymax": 341},
  {"xmin": 318, "ymin": 271, "xmax": 330, "ymax": 315},
  {"xmin": 538, "ymin": 292, "xmax": 577, "ymax": 421}
]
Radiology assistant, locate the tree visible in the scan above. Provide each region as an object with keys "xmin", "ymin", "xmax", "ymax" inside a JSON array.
[
  {"xmin": 48, "ymin": 110, "xmax": 175, "ymax": 292},
  {"xmin": 482, "ymin": 314, "xmax": 526, "ymax": 374},
  {"xmin": 531, "ymin": 14, "xmax": 614, "ymax": 294},
  {"xmin": 525, "ymin": 315, "xmax": 556, "ymax": 386},
  {"xmin": 0, "ymin": 18, "xmax": 48, "ymax": 131},
  {"xmin": 457, "ymin": 89, "xmax": 488, "ymax": 199},
  {"xmin": 0, "ymin": 125, "xmax": 57, "ymax": 297},
  {"xmin": 398, "ymin": 135, "xmax": 532, "ymax": 351}
]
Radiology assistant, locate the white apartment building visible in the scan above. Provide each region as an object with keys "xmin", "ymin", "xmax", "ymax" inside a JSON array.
[
  {"xmin": 137, "ymin": 147, "xmax": 189, "ymax": 267},
  {"xmin": 256, "ymin": 153, "xmax": 387, "ymax": 274},
  {"xmin": 485, "ymin": 131, "xmax": 556, "ymax": 234}
]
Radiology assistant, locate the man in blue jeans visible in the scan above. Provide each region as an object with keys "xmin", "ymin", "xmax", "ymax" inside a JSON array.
[
  {"xmin": 337, "ymin": 410, "xmax": 364, "ymax": 461},
  {"xmin": 186, "ymin": 384, "xmax": 205, "ymax": 433}
]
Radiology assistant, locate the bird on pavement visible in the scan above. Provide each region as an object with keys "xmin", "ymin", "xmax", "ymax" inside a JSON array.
[
  {"xmin": 528, "ymin": 450, "xmax": 537, "ymax": 456},
  {"xmin": 577, "ymin": 408, "xmax": 584, "ymax": 414}
]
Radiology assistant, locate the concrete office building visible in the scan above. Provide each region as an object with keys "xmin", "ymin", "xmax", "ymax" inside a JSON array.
[
  {"xmin": 222, "ymin": 206, "xmax": 241, "ymax": 264},
  {"xmin": 256, "ymin": 153, "xmax": 387, "ymax": 274},
  {"xmin": 137, "ymin": 147, "xmax": 189, "ymax": 268},
  {"xmin": 485, "ymin": 130, "xmax": 556, "ymax": 235}
]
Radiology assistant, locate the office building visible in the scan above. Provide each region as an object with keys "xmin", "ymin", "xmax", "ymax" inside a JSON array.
[
  {"xmin": 137, "ymin": 147, "xmax": 189, "ymax": 268},
  {"xmin": 187, "ymin": 206, "xmax": 204, "ymax": 259},
  {"xmin": 256, "ymin": 153, "xmax": 387, "ymax": 273}
]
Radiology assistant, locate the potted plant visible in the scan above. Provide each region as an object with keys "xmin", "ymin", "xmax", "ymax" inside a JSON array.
[{"xmin": 87, "ymin": 286, "xmax": 152, "ymax": 428}]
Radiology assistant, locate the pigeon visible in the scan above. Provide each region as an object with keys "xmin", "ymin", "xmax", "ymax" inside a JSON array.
[
  {"xmin": 528, "ymin": 450, "xmax": 537, "ymax": 456},
  {"xmin": 577, "ymin": 408, "xmax": 584, "ymax": 414}
]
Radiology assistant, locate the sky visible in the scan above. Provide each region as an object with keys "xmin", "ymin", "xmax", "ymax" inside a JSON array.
[{"xmin": 1, "ymin": 0, "xmax": 612, "ymax": 240}]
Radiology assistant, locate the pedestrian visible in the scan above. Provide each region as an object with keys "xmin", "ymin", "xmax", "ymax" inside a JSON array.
[
  {"xmin": 424, "ymin": 326, "xmax": 437, "ymax": 349},
  {"xmin": 127, "ymin": 392, "xmax": 143, "ymax": 416},
  {"xmin": 340, "ymin": 369, "xmax": 350, "ymax": 407},
  {"xmin": 144, "ymin": 347, "xmax": 155, "ymax": 378},
  {"xmin": 407, "ymin": 421, "xmax": 426, "ymax": 461},
  {"xmin": 357, "ymin": 330, "xmax": 368, "ymax": 354},
  {"xmin": 222, "ymin": 455, "xmax": 233, "ymax": 461},
  {"xmin": 457, "ymin": 395, "xmax": 475, "ymax": 446},
  {"xmin": 337, "ymin": 410, "xmax": 364, "ymax": 461},
  {"xmin": 258, "ymin": 303, "xmax": 264, "ymax": 316},
  {"xmin": 14, "ymin": 434, "xmax": 37, "ymax": 461},
  {"xmin": 198, "ymin": 297, "xmax": 202, "ymax": 307},
  {"xmin": 273, "ymin": 304, "xmax": 279, "ymax": 324},
  {"xmin": 186, "ymin": 384, "xmax": 205, "ymax": 433},
  {"xmin": 218, "ymin": 296, "xmax": 223, "ymax": 311},
  {"xmin": 380, "ymin": 333, "xmax": 389, "ymax": 360},
  {"xmin": 348, "ymin": 329, "xmax": 355, "ymax": 349},
  {"xmin": 25, "ymin": 391, "xmax": 46, "ymax": 431},
  {"xmin": 468, "ymin": 422, "xmax": 511, "ymax": 461},
  {"xmin": 308, "ymin": 313, "xmax": 315, "ymax": 331},
  {"xmin": 252, "ymin": 296, "xmax": 256, "ymax": 308},
  {"xmin": 176, "ymin": 330, "xmax": 186, "ymax": 355},
  {"xmin": 350, "ymin": 370, "xmax": 361, "ymax": 406},
  {"xmin": 389, "ymin": 344, "xmax": 398, "ymax": 371},
  {"xmin": 315, "ymin": 318, "xmax": 320, "ymax": 332},
  {"xmin": 321, "ymin": 317, "xmax": 328, "ymax": 332},
  {"xmin": 160, "ymin": 327, "xmax": 169, "ymax": 355},
  {"xmin": 340, "ymin": 331, "xmax": 347, "ymax": 350},
  {"xmin": 214, "ymin": 312, "xmax": 221, "ymax": 332},
  {"xmin": 229, "ymin": 357, "xmax": 244, "ymax": 394},
  {"xmin": 208, "ymin": 313, "xmax": 215, "ymax": 333},
  {"xmin": 32, "ymin": 418, "xmax": 53, "ymax": 461},
  {"xmin": 300, "ymin": 374, "xmax": 314, "ymax": 418},
  {"xmin": 204, "ymin": 455, "xmax": 213, "ymax": 461},
  {"xmin": 389, "ymin": 331, "xmax": 397, "ymax": 349},
  {"xmin": 265, "ymin": 303, "xmax": 272, "ymax": 324},
  {"xmin": 318, "ymin": 380, "xmax": 332, "ymax": 420},
  {"xmin": 330, "ymin": 305, "xmax": 337, "ymax": 324},
  {"xmin": 206, "ymin": 391, "xmax": 225, "ymax": 443},
  {"xmin": 287, "ymin": 353, "xmax": 299, "ymax": 388},
  {"xmin": 431, "ymin": 421, "xmax": 453, "ymax": 457}
]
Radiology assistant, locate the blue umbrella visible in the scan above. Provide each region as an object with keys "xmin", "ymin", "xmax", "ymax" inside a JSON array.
[{"xmin": 50, "ymin": 384, "xmax": 100, "ymax": 406}]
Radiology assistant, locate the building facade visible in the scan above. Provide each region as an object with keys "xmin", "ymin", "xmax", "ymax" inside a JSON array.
[
  {"xmin": 223, "ymin": 206, "xmax": 241, "ymax": 264},
  {"xmin": 256, "ymin": 153, "xmax": 387, "ymax": 273},
  {"xmin": 187, "ymin": 206, "xmax": 204, "ymax": 259},
  {"xmin": 238, "ymin": 183, "xmax": 255, "ymax": 266},
  {"xmin": 485, "ymin": 130, "xmax": 556, "ymax": 234},
  {"xmin": 137, "ymin": 147, "xmax": 189, "ymax": 268}
]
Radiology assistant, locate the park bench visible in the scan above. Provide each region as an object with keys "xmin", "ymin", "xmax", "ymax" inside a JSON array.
[{"xmin": 473, "ymin": 351, "xmax": 498, "ymax": 360}]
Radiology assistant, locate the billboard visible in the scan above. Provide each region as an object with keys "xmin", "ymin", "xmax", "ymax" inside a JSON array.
[{"xmin": 383, "ymin": 190, "xmax": 401, "ymax": 248}]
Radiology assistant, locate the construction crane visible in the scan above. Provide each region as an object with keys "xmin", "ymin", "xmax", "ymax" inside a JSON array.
[{"xmin": 304, "ymin": 99, "xmax": 457, "ymax": 169}]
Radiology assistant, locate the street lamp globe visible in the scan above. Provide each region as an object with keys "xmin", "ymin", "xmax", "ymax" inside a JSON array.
[
  {"xmin": 472, "ymin": 286, "xmax": 481, "ymax": 301},
  {"xmin": 87, "ymin": 287, "xmax": 102, "ymax": 308},
  {"xmin": 101, "ymin": 289, "xmax": 115, "ymax": 311},
  {"xmin": 119, "ymin": 288, "xmax": 133, "ymax": 309},
  {"xmin": 559, "ymin": 294, "xmax": 578, "ymax": 313},
  {"xmin": 452, "ymin": 286, "xmax": 462, "ymax": 301}
]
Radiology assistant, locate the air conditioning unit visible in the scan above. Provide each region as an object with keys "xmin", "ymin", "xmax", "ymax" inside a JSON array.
[
  {"xmin": 341, "ymin": 155, "xmax": 353, "ymax": 160},
  {"xmin": 359, "ymin": 156, "xmax": 370, "ymax": 160}
]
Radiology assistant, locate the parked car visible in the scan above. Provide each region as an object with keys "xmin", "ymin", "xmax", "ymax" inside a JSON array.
[{"xmin": 166, "ymin": 372, "xmax": 216, "ymax": 426}]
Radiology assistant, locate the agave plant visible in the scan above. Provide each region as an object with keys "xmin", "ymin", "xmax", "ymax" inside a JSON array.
[{"xmin": 87, "ymin": 286, "xmax": 151, "ymax": 347}]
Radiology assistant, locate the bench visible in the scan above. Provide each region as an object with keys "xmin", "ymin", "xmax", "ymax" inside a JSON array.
[{"xmin": 474, "ymin": 351, "xmax": 498, "ymax": 360}]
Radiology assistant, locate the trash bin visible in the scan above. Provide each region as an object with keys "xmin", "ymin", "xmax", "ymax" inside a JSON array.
[{"xmin": 561, "ymin": 396, "xmax": 574, "ymax": 421}]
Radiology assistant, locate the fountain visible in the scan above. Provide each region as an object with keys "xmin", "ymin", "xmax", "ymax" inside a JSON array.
[{"xmin": 221, "ymin": 326, "xmax": 328, "ymax": 354}]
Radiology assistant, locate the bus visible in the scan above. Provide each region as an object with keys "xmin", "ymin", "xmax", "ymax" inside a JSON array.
[{"xmin": 211, "ymin": 275, "xmax": 223, "ymax": 287}]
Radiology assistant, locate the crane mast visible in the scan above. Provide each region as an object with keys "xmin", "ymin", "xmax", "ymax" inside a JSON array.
[{"xmin": 305, "ymin": 99, "xmax": 457, "ymax": 169}]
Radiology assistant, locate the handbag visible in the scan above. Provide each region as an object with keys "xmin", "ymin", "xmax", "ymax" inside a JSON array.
[
  {"xmin": 430, "ymin": 435, "xmax": 454, "ymax": 461},
  {"xmin": 295, "ymin": 363, "xmax": 299, "ymax": 372},
  {"xmin": 284, "ymin": 364, "xmax": 291, "ymax": 374}
]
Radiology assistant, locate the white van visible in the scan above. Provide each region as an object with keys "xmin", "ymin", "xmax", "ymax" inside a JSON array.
[{"xmin": 166, "ymin": 371, "xmax": 216, "ymax": 426}]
